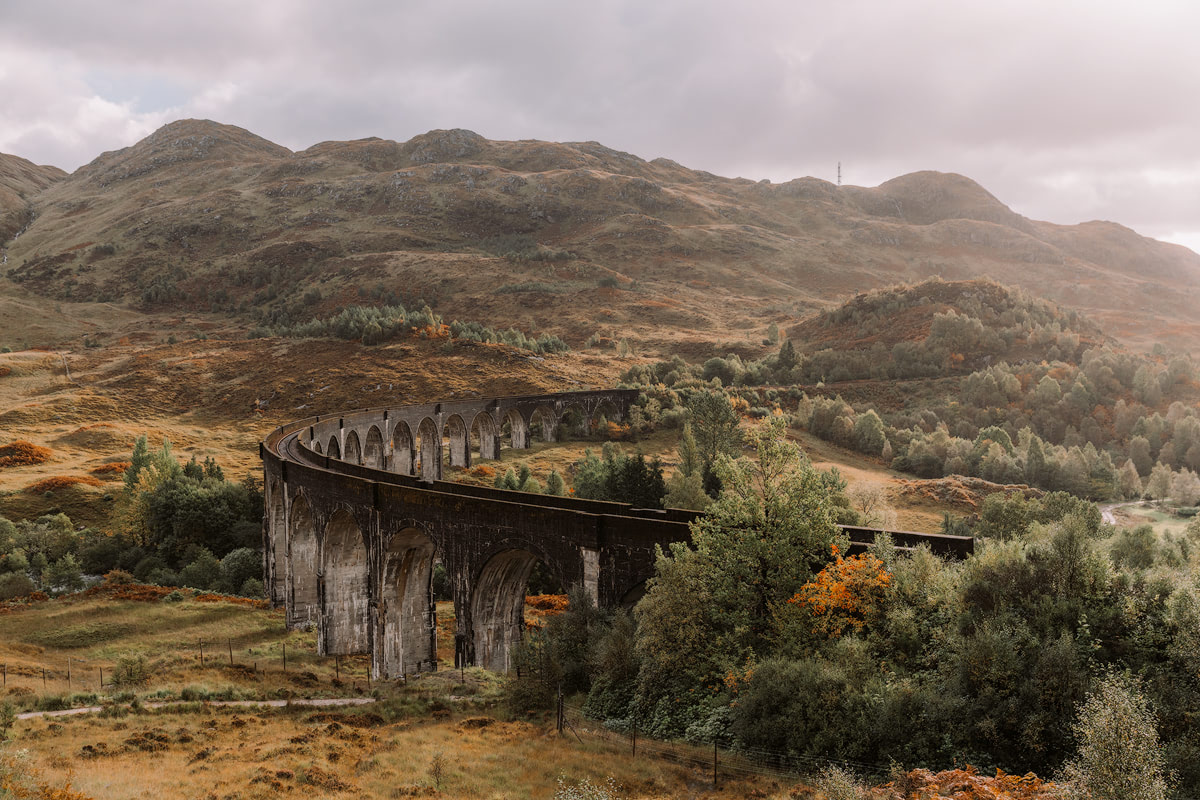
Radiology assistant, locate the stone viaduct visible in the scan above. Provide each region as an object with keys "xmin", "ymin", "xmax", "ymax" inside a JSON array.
[{"xmin": 261, "ymin": 388, "xmax": 973, "ymax": 680}]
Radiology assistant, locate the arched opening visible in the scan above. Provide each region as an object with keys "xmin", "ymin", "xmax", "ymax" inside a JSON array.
[
  {"xmin": 591, "ymin": 399, "xmax": 622, "ymax": 435},
  {"xmin": 470, "ymin": 412, "xmax": 500, "ymax": 461},
  {"xmin": 267, "ymin": 481, "xmax": 286, "ymax": 605},
  {"xmin": 363, "ymin": 425, "xmax": 385, "ymax": 469},
  {"xmin": 560, "ymin": 403, "xmax": 589, "ymax": 439},
  {"xmin": 392, "ymin": 421, "xmax": 415, "ymax": 476},
  {"xmin": 288, "ymin": 495, "xmax": 319, "ymax": 629},
  {"xmin": 417, "ymin": 417, "xmax": 441, "ymax": 482},
  {"xmin": 529, "ymin": 405, "xmax": 558, "ymax": 443},
  {"xmin": 378, "ymin": 527, "xmax": 436, "ymax": 678},
  {"xmin": 323, "ymin": 509, "xmax": 369, "ymax": 654},
  {"xmin": 470, "ymin": 549, "xmax": 564, "ymax": 672},
  {"xmin": 312, "ymin": 439, "xmax": 323, "ymax": 455},
  {"xmin": 443, "ymin": 414, "xmax": 470, "ymax": 469},
  {"xmin": 619, "ymin": 580, "xmax": 648, "ymax": 610},
  {"xmin": 500, "ymin": 409, "xmax": 529, "ymax": 451},
  {"xmin": 344, "ymin": 430, "xmax": 362, "ymax": 465},
  {"xmin": 327, "ymin": 436, "xmax": 341, "ymax": 460}
]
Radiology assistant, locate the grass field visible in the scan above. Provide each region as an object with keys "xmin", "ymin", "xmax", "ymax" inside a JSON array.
[{"xmin": 0, "ymin": 592, "xmax": 797, "ymax": 800}]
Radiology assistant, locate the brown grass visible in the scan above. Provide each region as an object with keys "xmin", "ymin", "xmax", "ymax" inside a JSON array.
[
  {"xmin": 89, "ymin": 461, "xmax": 130, "ymax": 476},
  {"xmin": 0, "ymin": 439, "xmax": 52, "ymax": 467},
  {"xmin": 25, "ymin": 475, "xmax": 102, "ymax": 493}
]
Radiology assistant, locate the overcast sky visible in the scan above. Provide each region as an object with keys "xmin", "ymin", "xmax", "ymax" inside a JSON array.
[{"xmin": 3, "ymin": 0, "xmax": 1198, "ymax": 252}]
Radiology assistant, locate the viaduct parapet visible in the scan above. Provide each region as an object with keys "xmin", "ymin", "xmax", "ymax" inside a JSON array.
[{"xmin": 261, "ymin": 388, "xmax": 973, "ymax": 679}]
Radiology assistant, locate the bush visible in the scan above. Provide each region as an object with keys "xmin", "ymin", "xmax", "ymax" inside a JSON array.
[
  {"xmin": 239, "ymin": 577, "xmax": 264, "ymax": 598},
  {"xmin": 554, "ymin": 776, "xmax": 626, "ymax": 800},
  {"xmin": 1059, "ymin": 674, "xmax": 1169, "ymax": 800},
  {"xmin": 179, "ymin": 549, "xmax": 221, "ymax": 590},
  {"xmin": 813, "ymin": 765, "xmax": 870, "ymax": 800},
  {"xmin": 110, "ymin": 655, "xmax": 150, "ymax": 687},
  {"xmin": 219, "ymin": 548, "xmax": 261, "ymax": 593},
  {"xmin": 0, "ymin": 572, "xmax": 35, "ymax": 600}
]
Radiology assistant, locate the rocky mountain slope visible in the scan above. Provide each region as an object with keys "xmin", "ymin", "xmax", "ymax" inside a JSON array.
[{"xmin": 3, "ymin": 119, "xmax": 1198, "ymax": 353}]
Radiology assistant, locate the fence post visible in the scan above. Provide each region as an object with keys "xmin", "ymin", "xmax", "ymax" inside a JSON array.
[
  {"xmin": 98, "ymin": 667, "xmax": 103, "ymax": 688},
  {"xmin": 42, "ymin": 667, "xmax": 46, "ymax": 689},
  {"xmin": 228, "ymin": 639, "xmax": 234, "ymax": 666},
  {"xmin": 631, "ymin": 716, "xmax": 637, "ymax": 757},
  {"xmin": 282, "ymin": 643, "xmax": 287, "ymax": 673},
  {"xmin": 199, "ymin": 639, "xmax": 205, "ymax": 667},
  {"xmin": 556, "ymin": 687, "xmax": 564, "ymax": 734},
  {"xmin": 335, "ymin": 656, "xmax": 340, "ymax": 681},
  {"xmin": 67, "ymin": 657, "xmax": 71, "ymax": 691},
  {"xmin": 712, "ymin": 740, "xmax": 718, "ymax": 789}
]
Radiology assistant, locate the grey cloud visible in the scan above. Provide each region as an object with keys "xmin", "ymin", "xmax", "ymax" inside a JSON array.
[{"xmin": 1, "ymin": 0, "xmax": 1198, "ymax": 250}]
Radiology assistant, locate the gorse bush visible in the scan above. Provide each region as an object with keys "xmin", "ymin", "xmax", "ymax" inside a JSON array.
[{"xmin": 255, "ymin": 302, "xmax": 568, "ymax": 354}]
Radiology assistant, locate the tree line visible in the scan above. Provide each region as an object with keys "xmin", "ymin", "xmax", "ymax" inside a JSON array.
[
  {"xmin": 0, "ymin": 437, "xmax": 263, "ymax": 600},
  {"xmin": 513, "ymin": 420, "xmax": 1186, "ymax": 798}
]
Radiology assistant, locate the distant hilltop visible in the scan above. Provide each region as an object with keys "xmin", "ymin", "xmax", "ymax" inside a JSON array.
[{"xmin": 2, "ymin": 118, "xmax": 1198, "ymax": 352}]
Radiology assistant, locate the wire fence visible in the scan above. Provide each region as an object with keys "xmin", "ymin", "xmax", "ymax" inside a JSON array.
[
  {"xmin": 0, "ymin": 637, "xmax": 381, "ymax": 699},
  {"xmin": 555, "ymin": 695, "xmax": 890, "ymax": 789}
]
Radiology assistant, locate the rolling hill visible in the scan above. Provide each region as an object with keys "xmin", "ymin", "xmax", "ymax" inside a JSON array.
[{"xmin": 1, "ymin": 118, "xmax": 1198, "ymax": 355}]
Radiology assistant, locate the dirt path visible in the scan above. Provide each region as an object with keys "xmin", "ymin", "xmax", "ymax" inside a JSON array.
[
  {"xmin": 16, "ymin": 696, "xmax": 377, "ymax": 720},
  {"xmin": 1100, "ymin": 501, "xmax": 1141, "ymax": 525}
]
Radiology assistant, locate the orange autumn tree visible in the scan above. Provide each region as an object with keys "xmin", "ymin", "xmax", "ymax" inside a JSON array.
[{"xmin": 787, "ymin": 544, "xmax": 892, "ymax": 639}]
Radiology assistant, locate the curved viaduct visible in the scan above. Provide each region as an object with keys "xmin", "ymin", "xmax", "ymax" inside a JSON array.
[{"xmin": 261, "ymin": 388, "xmax": 973, "ymax": 680}]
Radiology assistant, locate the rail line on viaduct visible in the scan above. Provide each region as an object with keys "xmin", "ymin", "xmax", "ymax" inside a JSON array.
[{"xmin": 261, "ymin": 388, "xmax": 973, "ymax": 680}]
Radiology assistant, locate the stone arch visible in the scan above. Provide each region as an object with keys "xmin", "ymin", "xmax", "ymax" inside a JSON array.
[
  {"xmin": 470, "ymin": 412, "xmax": 500, "ymax": 461},
  {"xmin": 417, "ymin": 417, "xmax": 441, "ymax": 482},
  {"xmin": 323, "ymin": 509, "xmax": 369, "ymax": 654},
  {"xmin": 392, "ymin": 421, "xmax": 415, "ymax": 475},
  {"xmin": 471, "ymin": 548, "xmax": 559, "ymax": 672},
  {"xmin": 363, "ymin": 425, "xmax": 385, "ymax": 469},
  {"xmin": 559, "ymin": 402, "xmax": 589, "ymax": 438},
  {"xmin": 327, "ymin": 436, "xmax": 341, "ymax": 460},
  {"xmin": 378, "ymin": 526, "xmax": 437, "ymax": 678},
  {"xmin": 288, "ymin": 494, "xmax": 319, "ymax": 629},
  {"xmin": 501, "ymin": 409, "xmax": 529, "ymax": 450},
  {"xmin": 591, "ymin": 399, "xmax": 623, "ymax": 433},
  {"xmin": 619, "ymin": 580, "xmax": 648, "ymax": 610},
  {"xmin": 529, "ymin": 405, "xmax": 558, "ymax": 443},
  {"xmin": 344, "ymin": 430, "xmax": 362, "ymax": 465},
  {"xmin": 267, "ymin": 480, "xmax": 286, "ymax": 605},
  {"xmin": 444, "ymin": 414, "xmax": 470, "ymax": 468},
  {"xmin": 312, "ymin": 439, "xmax": 323, "ymax": 455}
]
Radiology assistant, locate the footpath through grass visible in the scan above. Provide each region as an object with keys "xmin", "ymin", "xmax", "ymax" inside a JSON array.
[{"xmin": 0, "ymin": 590, "xmax": 791, "ymax": 800}]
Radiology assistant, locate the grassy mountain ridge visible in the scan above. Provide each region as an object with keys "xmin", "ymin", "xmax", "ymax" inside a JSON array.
[
  {"xmin": 0, "ymin": 152, "xmax": 67, "ymax": 242},
  {"xmin": 2, "ymin": 118, "xmax": 1199, "ymax": 353}
]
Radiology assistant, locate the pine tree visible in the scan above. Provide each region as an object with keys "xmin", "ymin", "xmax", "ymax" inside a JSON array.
[
  {"xmin": 124, "ymin": 435, "xmax": 151, "ymax": 492},
  {"xmin": 501, "ymin": 468, "xmax": 520, "ymax": 491},
  {"xmin": 545, "ymin": 470, "xmax": 566, "ymax": 496},
  {"xmin": 1026, "ymin": 436, "xmax": 1047, "ymax": 486},
  {"xmin": 677, "ymin": 423, "xmax": 701, "ymax": 477}
]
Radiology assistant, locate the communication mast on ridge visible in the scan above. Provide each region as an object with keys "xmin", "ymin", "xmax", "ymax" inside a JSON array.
[{"xmin": 837, "ymin": 162, "xmax": 842, "ymax": 186}]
